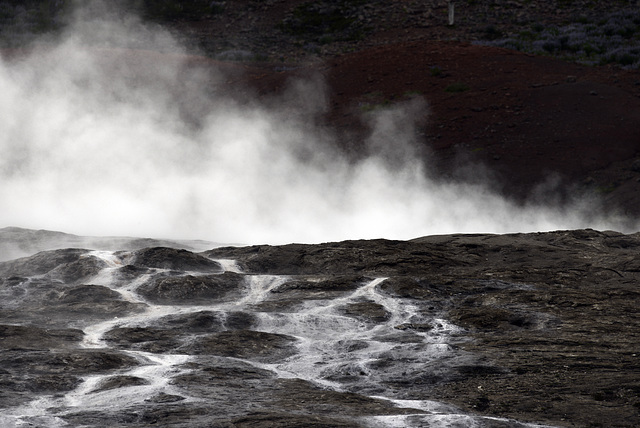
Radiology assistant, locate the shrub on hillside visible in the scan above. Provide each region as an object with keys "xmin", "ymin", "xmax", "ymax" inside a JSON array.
[
  {"xmin": 0, "ymin": 0, "xmax": 69, "ymax": 46},
  {"xmin": 279, "ymin": 0, "xmax": 370, "ymax": 44},
  {"xmin": 139, "ymin": 0, "xmax": 223, "ymax": 21},
  {"xmin": 476, "ymin": 8, "xmax": 640, "ymax": 69}
]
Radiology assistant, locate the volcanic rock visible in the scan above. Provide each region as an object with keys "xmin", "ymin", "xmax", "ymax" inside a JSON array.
[
  {"xmin": 185, "ymin": 329, "xmax": 298, "ymax": 362},
  {"xmin": 3, "ymin": 229, "xmax": 640, "ymax": 427},
  {"xmin": 103, "ymin": 327, "xmax": 184, "ymax": 353},
  {"xmin": 131, "ymin": 247, "xmax": 223, "ymax": 272},
  {"xmin": 92, "ymin": 375, "xmax": 149, "ymax": 392},
  {"xmin": 255, "ymin": 275, "xmax": 373, "ymax": 311},
  {"xmin": 0, "ymin": 348, "xmax": 139, "ymax": 408},
  {"xmin": 343, "ymin": 301, "xmax": 390, "ymax": 322},
  {"xmin": 0, "ymin": 324, "xmax": 83, "ymax": 350},
  {"xmin": 0, "ymin": 279, "xmax": 145, "ymax": 327},
  {"xmin": 157, "ymin": 310, "xmax": 255, "ymax": 332},
  {"xmin": 205, "ymin": 229, "xmax": 640, "ymax": 427},
  {"xmin": 136, "ymin": 272, "xmax": 245, "ymax": 304},
  {"xmin": 273, "ymin": 275, "xmax": 370, "ymax": 294},
  {"xmin": 204, "ymin": 240, "xmax": 464, "ymax": 276},
  {"xmin": 0, "ymin": 249, "xmax": 92, "ymax": 278}
]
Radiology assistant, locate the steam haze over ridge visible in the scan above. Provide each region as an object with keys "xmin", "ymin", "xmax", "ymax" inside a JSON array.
[{"xmin": 0, "ymin": 2, "xmax": 635, "ymax": 245}]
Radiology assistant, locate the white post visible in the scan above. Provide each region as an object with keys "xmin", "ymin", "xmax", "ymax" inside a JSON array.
[{"xmin": 448, "ymin": 1, "xmax": 455, "ymax": 26}]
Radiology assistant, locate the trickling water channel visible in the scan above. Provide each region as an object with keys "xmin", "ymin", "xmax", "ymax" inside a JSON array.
[{"xmin": 0, "ymin": 249, "xmax": 554, "ymax": 427}]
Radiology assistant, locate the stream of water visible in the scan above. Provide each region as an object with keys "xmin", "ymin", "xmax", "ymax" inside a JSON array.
[{"xmin": 0, "ymin": 250, "xmax": 554, "ymax": 427}]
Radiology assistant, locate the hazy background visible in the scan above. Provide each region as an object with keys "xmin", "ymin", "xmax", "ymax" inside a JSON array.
[{"xmin": 0, "ymin": 1, "xmax": 635, "ymax": 245}]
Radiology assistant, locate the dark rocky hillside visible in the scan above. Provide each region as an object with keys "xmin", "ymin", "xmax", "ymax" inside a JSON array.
[
  {"xmin": 1, "ymin": 228, "xmax": 639, "ymax": 427},
  {"xmin": 0, "ymin": 226, "xmax": 640, "ymax": 428},
  {"xmin": 1, "ymin": 2, "xmax": 640, "ymax": 426}
]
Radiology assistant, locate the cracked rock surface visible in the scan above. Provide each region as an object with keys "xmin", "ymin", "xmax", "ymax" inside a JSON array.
[{"xmin": 1, "ymin": 227, "xmax": 639, "ymax": 427}]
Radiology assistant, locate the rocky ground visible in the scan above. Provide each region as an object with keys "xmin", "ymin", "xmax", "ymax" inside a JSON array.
[
  {"xmin": 0, "ymin": 227, "xmax": 639, "ymax": 427},
  {"xmin": 207, "ymin": 228, "xmax": 640, "ymax": 427},
  {"xmin": 1, "ymin": 2, "xmax": 640, "ymax": 427}
]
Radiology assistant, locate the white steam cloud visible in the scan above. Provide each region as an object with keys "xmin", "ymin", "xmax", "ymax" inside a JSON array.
[{"xmin": 0, "ymin": 4, "xmax": 635, "ymax": 244}]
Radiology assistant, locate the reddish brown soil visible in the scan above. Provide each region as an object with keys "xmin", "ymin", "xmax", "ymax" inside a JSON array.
[
  {"xmin": 160, "ymin": 0, "xmax": 640, "ymax": 218},
  {"xmin": 111, "ymin": 40, "xmax": 640, "ymax": 218},
  {"xmin": 12, "ymin": 0, "xmax": 640, "ymax": 218},
  {"xmin": 236, "ymin": 41, "xmax": 640, "ymax": 217}
]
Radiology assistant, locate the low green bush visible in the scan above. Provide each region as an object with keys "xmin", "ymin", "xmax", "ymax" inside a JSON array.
[
  {"xmin": 445, "ymin": 82, "xmax": 470, "ymax": 93},
  {"xmin": 279, "ymin": 1, "xmax": 369, "ymax": 44},
  {"xmin": 476, "ymin": 7, "xmax": 640, "ymax": 69},
  {"xmin": 140, "ymin": 0, "xmax": 223, "ymax": 20}
]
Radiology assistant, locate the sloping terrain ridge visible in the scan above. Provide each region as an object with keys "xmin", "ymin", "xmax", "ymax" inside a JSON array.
[{"xmin": 0, "ymin": 228, "xmax": 638, "ymax": 427}]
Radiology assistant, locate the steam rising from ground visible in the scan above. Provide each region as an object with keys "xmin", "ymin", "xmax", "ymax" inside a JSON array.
[{"xmin": 0, "ymin": 3, "xmax": 634, "ymax": 244}]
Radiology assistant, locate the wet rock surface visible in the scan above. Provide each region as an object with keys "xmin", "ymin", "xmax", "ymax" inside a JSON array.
[
  {"xmin": 185, "ymin": 329, "xmax": 298, "ymax": 362},
  {"xmin": 208, "ymin": 228, "xmax": 640, "ymax": 427},
  {"xmin": 0, "ymin": 347, "xmax": 140, "ymax": 409},
  {"xmin": 1, "ymin": 228, "xmax": 639, "ymax": 427},
  {"xmin": 137, "ymin": 272, "xmax": 245, "ymax": 304},
  {"xmin": 131, "ymin": 247, "xmax": 223, "ymax": 272}
]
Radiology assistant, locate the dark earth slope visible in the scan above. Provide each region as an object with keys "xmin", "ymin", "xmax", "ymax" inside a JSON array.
[
  {"xmin": 207, "ymin": 229, "xmax": 640, "ymax": 427},
  {"xmin": 1, "ymin": 228, "xmax": 638, "ymax": 427},
  {"xmin": 3, "ymin": 1, "xmax": 640, "ymax": 215},
  {"xmin": 134, "ymin": 0, "xmax": 640, "ymax": 216}
]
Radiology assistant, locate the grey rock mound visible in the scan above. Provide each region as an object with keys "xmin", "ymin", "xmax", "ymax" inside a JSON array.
[
  {"xmin": 0, "ymin": 249, "xmax": 93, "ymax": 278},
  {"xmin": 256, "ymin": 275, "xmax": 372, "ymax": 311},
  {"xmin": 158, "ymin": 310, "xmax": 255, "ymax": 331},
  {"xmin": 92, "ymin": 375, "xmax": 149, "ymax": 393},
  {"xmin": 2, "ymin": 228, "xmax": 640, "ymax": 427},
  {"xmin": 0, "ymin": 279, "xmax": 145, "ymax": 326},
  {"xmin": 131, "ymin": 247, "xmax": 223, "ymax": 272},
  {"xmin": 0, "ymin": 324, "xmax": 83, "ymax": 350},
  {"xmin": 0, "ymin": 348, "xmax": 139, "ymax": 408},
  {"xmin": 185, "ymin": 329, "xmax": 298, "ymax": 362},
  {"xmin": 205, "ymin": 239, "xmax": 467, "ymax": 276},
  {"xmin": 137, "ymin": 272, "xmax": 245, "ymax": 304}
]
